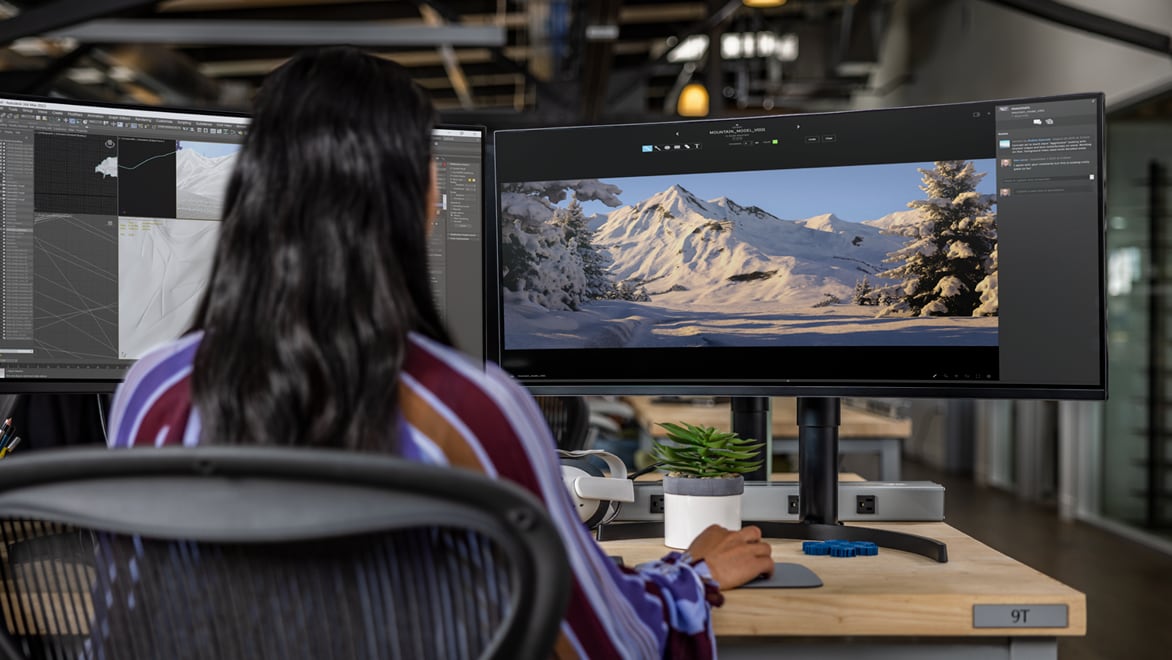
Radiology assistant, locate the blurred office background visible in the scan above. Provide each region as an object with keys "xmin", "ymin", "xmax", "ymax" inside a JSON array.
[{"xmin": 0, "ymin": 1, "xmax": 1169, "ymax": 658}]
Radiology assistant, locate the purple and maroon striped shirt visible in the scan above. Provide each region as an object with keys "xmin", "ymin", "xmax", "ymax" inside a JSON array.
[{"xmin": 108, "ymin": 332, "xmax": 719, "ymax": 659}]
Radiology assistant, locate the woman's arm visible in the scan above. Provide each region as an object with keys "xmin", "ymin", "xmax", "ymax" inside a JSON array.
[{"xmin": 481, "ymin": 367, "xmax": 772, "ymax": 658}]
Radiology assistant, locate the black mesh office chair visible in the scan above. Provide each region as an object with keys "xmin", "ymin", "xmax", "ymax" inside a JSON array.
[
  {"xmin": 536, "ymin": 396, "xmax": 592, "ymax": 451},
  {"xmin": 0, "ymin": 446, "xmax": 570, "ymax": 660}
]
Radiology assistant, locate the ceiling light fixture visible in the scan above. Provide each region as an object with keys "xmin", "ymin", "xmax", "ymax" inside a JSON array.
[
  {"xmin": 677, "ymin": 83, "xmax": 709, "ymax": 117},
  {"xmin": 668, "ymin": 32, "xmax": 797, "ymax": 63}
]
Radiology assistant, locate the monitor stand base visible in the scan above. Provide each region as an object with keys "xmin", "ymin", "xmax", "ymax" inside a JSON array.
[{"xmin": 748, "ymin": 520, "xmax": 948, "ymax": 562}]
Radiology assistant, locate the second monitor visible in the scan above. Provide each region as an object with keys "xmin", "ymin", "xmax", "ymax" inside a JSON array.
[
  {"xmin": 491, "ymin": 93, "xmax": 1105, "ymax": 401},
  {"xmin": 0, "ymin": 93, "xmax": 485, "ymax": 391}
]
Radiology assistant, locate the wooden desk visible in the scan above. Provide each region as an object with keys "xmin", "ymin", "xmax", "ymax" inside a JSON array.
[
  {"xmin": 626, "ymin": 397, "xmax": 912, "ymax": 481},
  {"xmin": 601, "ymin": 523, "xmax": 1085, "ymax": 659}
]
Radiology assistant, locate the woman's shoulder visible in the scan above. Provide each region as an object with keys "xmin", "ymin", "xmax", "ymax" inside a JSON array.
[
  {"xmin": 108, "ymin": 332, "xmax": 204, "ymax": 448},
  {"xmin": 404, "ymin": 333, "xmax": 534, "ymax": 412},
  {"xmin": 406, "ymin": 334, "xmax": 510, "ymax": 387},
  {"xmin": 123, "ymin": 332, "xmax": 204, "ymax": 385}
]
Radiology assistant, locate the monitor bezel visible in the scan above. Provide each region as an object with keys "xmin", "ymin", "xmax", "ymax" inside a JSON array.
[{"xmin": 488, "ymin": 92, "xmax": 1108, "ymax": 401}]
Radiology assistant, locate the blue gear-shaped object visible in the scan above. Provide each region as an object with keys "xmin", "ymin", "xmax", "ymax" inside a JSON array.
[
  {"xmin": 802, "ymin": 541, "xmax": 830, "ymax": 555},
  {"xmin": 802, "ymin": 540, "xmax": 880, "ymax": 557}
]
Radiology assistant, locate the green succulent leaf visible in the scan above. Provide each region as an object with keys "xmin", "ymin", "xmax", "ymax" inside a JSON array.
[
  {"xmin": 650, "ymin": 420, "xmax": 764, "ymax": 477},
  {"xmin": 705, "ymin": 448, "xmax": 760, "ymax": 459}
]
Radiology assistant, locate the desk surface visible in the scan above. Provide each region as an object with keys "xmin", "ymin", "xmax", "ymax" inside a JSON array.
[
  {"xmin": 600, "ymin": 522, "xmax": 1086, "ymax": 638},
  {"xmin": 625, "ymin": 396, "xmax": 911, "ymax": 440}
]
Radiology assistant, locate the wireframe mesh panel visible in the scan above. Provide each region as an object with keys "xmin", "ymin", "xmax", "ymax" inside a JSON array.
[{"xmin": 0, "ymin": 520, "xmax": 518, "ymax": 660}]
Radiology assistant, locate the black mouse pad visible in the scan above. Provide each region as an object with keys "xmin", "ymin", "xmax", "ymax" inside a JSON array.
[{"xmin": 739, "ymin": 562, "xmax": 823, "ymax": 588}]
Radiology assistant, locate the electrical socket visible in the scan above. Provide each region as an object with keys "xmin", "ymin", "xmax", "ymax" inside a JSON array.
[
  {"xmin": 856, "ymin": 494, "xmax": 877, "ymax": 515},
  {"xmin": 650, "ymin": 494, "xmax": 665, "ymax": 514},
  {"xmin": 788, "ymin": 495, "xmax": 800, "ymax": 515}
]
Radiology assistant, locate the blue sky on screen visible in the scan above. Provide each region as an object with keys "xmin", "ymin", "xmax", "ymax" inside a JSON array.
[
  {"xmin": 574, "ymin": 159, "xmax": 996, "ymax": 222},
  {"xmin": 178, "ymin": 141, "xmax": 241, "ymax": 159}
]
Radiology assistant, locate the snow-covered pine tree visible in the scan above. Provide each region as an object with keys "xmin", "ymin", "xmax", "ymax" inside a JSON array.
[
  {"xmin": 551, "ymin": 200, "xmax": 613, "ymax": 299},
  {"xmin": 973, "ymin": 243, "xmax": 998, "ymax": 316},
  {"xmin": 611, "ymin": 280, "xmax": 651, "ymax": 302},
  {"xmin": 853, "ymin": 276, "xmax": 875, "ymax": 306},
  {"xmin": 877, "ymin": 161, "xmax": 997, "ymax": 317},
  {"xmin": 499, "ymin": 182, "xmax": 553, "ymax": 304},
  {"xmin": 498, "ymin": 179, "xmax": 624, "ymax": 311}
]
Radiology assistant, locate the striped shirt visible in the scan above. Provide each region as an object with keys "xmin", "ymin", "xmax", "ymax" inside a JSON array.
[{"xmin": 108, "ymin": 331, "xmax": 720, "ymax": 659}]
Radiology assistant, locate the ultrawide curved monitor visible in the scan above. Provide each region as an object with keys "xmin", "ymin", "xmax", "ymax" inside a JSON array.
[
  {"xmin": 491, "ymin": 93, "xmax": 1106, "ymax": 400},
  {"xmin": 0, "ymin": 94, "xmax": 484, "ymax": 392}
]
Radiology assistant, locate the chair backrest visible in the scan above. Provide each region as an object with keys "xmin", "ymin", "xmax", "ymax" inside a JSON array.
[
  {"xmin": 0, "ymin": 446, "xmax": 570, "ymax": 660},
  {"xmin": 536, "ymin": 396, "xmax": 591, "ymax": 451}
]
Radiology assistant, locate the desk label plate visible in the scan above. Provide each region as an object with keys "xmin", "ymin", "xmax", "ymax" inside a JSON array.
[{"xmin": 972, "ymin": 604, "xmax": 1068, "ymax": 628}]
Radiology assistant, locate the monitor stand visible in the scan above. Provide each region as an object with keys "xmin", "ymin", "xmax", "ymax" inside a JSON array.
[
  {"xmin": 745, "ymin": 396, "xmax": 948, "ymax": 563},
  {"xmin": 598, "ymin": 396, "xmax": 948, "ymax": 563}
]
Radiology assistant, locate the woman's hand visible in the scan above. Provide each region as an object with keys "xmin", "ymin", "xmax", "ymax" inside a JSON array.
[{"xmin": 686, "ymin": 524, "xmax": 774, "ymax": 589}]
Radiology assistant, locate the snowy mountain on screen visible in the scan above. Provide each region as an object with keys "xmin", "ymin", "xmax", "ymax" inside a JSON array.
[
  {"xmin": 863, "ymin": 208, "xmax": 922, "ymax": 232},
  {"xmin": 176, "ymin": 148, "xmax": 235, "ymax": 197},
  {"xmin": 176, "ymin": 147, "xmax": 237, "ymax": 220},
  {"xmin": 593, "ymin": 184, "xmax": 906, "ymax": 308}
]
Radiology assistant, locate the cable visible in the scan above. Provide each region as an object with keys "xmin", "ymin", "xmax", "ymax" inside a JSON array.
[
  {"xmin": 628, "ymin": 461, "xmax": 665, "ymax": 480},
  {"xmin": 96, "ymin": 393, "xmax": 108, "ymax": 445}
]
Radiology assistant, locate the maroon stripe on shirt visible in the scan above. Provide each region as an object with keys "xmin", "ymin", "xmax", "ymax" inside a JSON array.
[
  {"xmin": 402, "ymin": 343, "xmax": 545, "ymax": 494},
  {"xmin": 403, "ymin": 343, "xmax": 626, "ymax": 660},
  {"xmin": 131, "ymin": 373, "xmax": 193, "ymax": 447},
  {"xmin": 561, "ymin": 582, "xmax": 625, "ymax": 659}
]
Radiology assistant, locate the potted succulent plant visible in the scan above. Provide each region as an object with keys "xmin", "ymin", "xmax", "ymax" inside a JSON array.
[{"xmin": 651, "ymin": 422, "xmax": 764, "ymax": 549}]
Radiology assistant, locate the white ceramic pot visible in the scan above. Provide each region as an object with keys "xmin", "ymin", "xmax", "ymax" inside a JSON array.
[{"xmin": 662, "ymin": 475, "xmax": 744, "ymax": 550}]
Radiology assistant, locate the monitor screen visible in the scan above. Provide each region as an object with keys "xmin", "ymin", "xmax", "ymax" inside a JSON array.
[
  {"xmin": 0, "ymin": 94, "xmax": 484, "ymax": 392},
  {"xmin": 492, "ymin": 93, "xmax": 1106, "ymax": 400},
  {"xmin": 430, "ymin": 127, "xmax": 487, "ymax": 362}
]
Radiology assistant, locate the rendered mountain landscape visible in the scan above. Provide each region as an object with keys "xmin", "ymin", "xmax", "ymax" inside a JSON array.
[
  {"xmin": 501, "ymin": 169, "xmax": 998, "ymax": 349},
  {"xmin": 593, "ymin": 184, "xmax": 909, "ymax": 310}
]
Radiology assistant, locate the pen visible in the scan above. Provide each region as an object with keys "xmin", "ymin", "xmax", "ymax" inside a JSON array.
[
  {"xmin": 0, "ymin": 436, "xmax": 20, "ymax": 459},
  {"xmin": 0, "ymin": 419, "xmax": 13, "ymax": 449}
]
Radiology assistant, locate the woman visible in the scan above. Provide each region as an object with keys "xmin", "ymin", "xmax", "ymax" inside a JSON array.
[{"xmin": 107, "ymin": 46, "xmax": 774, "ymax": 658}]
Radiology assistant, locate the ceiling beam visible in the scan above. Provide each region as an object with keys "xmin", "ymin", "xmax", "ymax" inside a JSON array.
[
  {"xmin": 580, "ymin": 0, "xmax": 624, "ymax": 121},
  {"xmin": 419, "ymin": 4, "xmax": 473, "ymax": 109},
  {"xmin": 432, "ymin": 93, "xmax": 518, "ymax": 110},
  {"xmin": 414, "ymin": 72, "xmax": 522, "ymax": 89},
  {"xmin": 620, "ymin": 3, "xmax": 706, "ymax": 24},
  {"xmin": 197, "ymin": 45, "xmax": 536, "ymax": 77},
  {"xmin": 156, "ymin": 6, "xmax": 681, "ymax": 30},
  {"xmin": 606, "ymin": 0, "xmax": 742, "ymax": 107},
  {"xmin": 0, "ymin": 0, "xmax": 163, "ymax": 46},
  {"xmin": 45, "ymin": 19, "xmax": 507, "ymax": 47},
  {"xmin": 983, "ymin": 0, "xmax": 1171, "ymax": 55},
  {"xmin": 404, "ymin": 0, "xmax": 575, "ymax": 114},
  {"xmin": 189, "ymin": 40, "xmax": 671, "ymax": 80},
  {"xmin": 159, "ymin": 0, "xmax": 384, "ymax": 9},
  {"xmin": 5, "ymin": 43, "xmax": 92, "ymax": 95}
]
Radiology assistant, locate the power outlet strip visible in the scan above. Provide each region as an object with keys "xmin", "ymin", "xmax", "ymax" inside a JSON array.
[{"xmin": 617, "ymin": 480, "xmax": 945, "ymax": 522}]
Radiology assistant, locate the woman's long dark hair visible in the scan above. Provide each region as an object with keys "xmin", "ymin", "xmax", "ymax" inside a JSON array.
[{"xmin": 190, "ymin": 46, "xmax": 451, "ymax": 451}]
